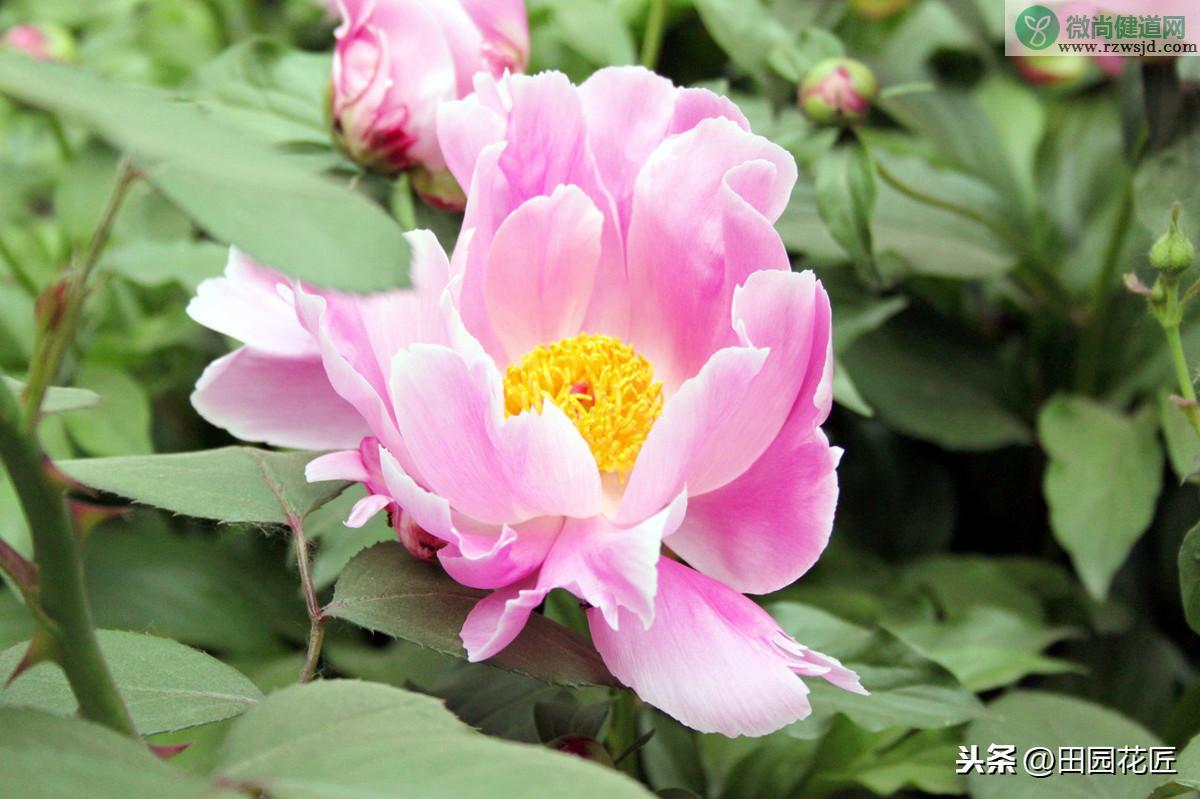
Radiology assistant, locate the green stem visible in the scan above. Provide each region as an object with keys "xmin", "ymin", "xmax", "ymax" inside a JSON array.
[
  {"xmin": 607, "ymin": 690, "xmax": 642, "ymax": 778},
  {"xmin": 291, "ymin": 514, "xmax": 325, "ymax": 683},
  {"xmin": 876, "ymin": 160, "xmax": 1069, "ymax": 310},
  {"xmin": 1164, "ymin": 321, "xmax": 1200, "ymax": 438},
  {"xmin": 20, "ymin": 158, "xmax": 138, "ymax": 431},
  {"xmin": 640, "ymin": 0, "xmax": 667, "ymax": 69},
  {"xmin": 393, "ymin": 173, "xmax": 417, "ymax": 232},
  {"xmin": 1075, "ymin": 179, "xmax": 1135, "ymax": 394},
  {"xmin": 0, "ymin": 378, "xmax": 136, "ymax": 736}
]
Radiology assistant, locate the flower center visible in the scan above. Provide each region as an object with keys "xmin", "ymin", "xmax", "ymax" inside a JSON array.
[{"xmin": 503, "ymin": 333, "xmax": 663, "ymax": 477}]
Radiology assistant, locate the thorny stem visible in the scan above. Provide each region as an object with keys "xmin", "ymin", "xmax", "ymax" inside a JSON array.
[
  {"xmin": 640, "ymin": 0, "xmax": 668, "ymax": 70},
  {"xmin": 0, "ymin": 378, "xmax": 136, "ymax": 736},
  {"xmin": 290, "ymin": 513, "xmax": 326, "ymax": 683},
  {"xmin": 20, "ymin": 157, "xmax": 139, "ymax": 432}
]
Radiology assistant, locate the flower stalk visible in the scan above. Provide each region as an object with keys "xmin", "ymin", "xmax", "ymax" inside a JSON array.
[
  {"xmin": 20, "ymin": 157, "xmax": 139, "ymax": 431},
  {"xmin": 290, "ymin": 512, "xmax": 326, "ymax": 683},
  {"xmin": 1131, "ymin": 202, "xmax": 1200, "ymax": 438},
  {"xmin": 0, "ymin": 377, "xmax": 136, "ymax": 735}
]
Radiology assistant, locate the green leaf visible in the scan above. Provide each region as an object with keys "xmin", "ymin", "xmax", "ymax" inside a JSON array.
[
  {"xmin": 814, "ymin": 139, "xmax": 876, "ymax": 269},
  {"xmin": 966, "ymin": 691, "xmax": 1163, "ymax": 799},
  {"xmin": 1, "ymin": 376, "xmax": 100, "ymax": 415},
  {"xmin": 306, "ymin": 487, "xmax": 393, "ymax": 590},
  {"xmin": 63, "ymin": 364, "xmax": 153, "ymax": 456},
  {"xmin": 548, "ymin": 0, "xmax": 636, "ymax": 66},
  {"xmin": 214, "ymin": 680, "xmax": 653, "ymax": 798},
  {"xmin": 187, "ymin": 39, "xmax": 331, "ymax": 146},
  {"xmin": 424, "ymin": 661, "xmax": 608, "ymax": 743},
  {"xmin": 326, "ymin": 542, "xmax": 615, "ymax": 687},
  {"xmin": 1160, "ymin": 392, "xmax": 1200, "ymax": 482},
  {"xmin": 886, "ymin": 605, "xmax": 1078, "ymax": 692},
  {"xmin": 85, "ymin": 520, "xmax": 303, "ymax": 655},
  {"xmin": 881, "ymin": 88, "xmax": 1031, "ymax": 216},
  {"xmin": 769, "ymin": 602, "xmax": 984, "ymax": 738},
  {"xmin": 59, "ymin": 447, "xmax": 347, "ymax": 525},
  {"xmin": 0, "ymin": 53, "xmax": 410, "ymax": 293},
  {"xmin": 693, "ymin": 0, "xmax": 794, "ymax": 85},
  {"xmin": 1039, "ymin": 395, "xmax": 1164, "ymax": 599},
  {"xmin": 1180, "ymin": 522, "xmax": 1200, "ymax": 636},
  {"xmin": 0, "ymin": 630, "xmax": 262, "ymax": 734},
  {"xmin": 841, "ymin": 317, "xmax": 1032, "ymax": 450},
  {"xmin": 0, "ymin": 707, "xmax": 231, "ymax": 799},
  {"xmin": 100, "ymin": 239, "xmax": 227, "ymax": 290},
  {"xmin": 1135, "ymin": 125, "xmax": 1200, "ymax": 243}
]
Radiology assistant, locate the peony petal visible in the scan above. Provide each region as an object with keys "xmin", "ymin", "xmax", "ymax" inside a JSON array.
[
  {"xmin": 588, "ymin": 558, "xmax": 861, "ymax": 737},
  {"xmin": 377, "ymin": 446, "xmax": 558, "ymax": 589},
  {"xmin": 461, "ymin": 577, "xmax": 551, "ymax": 661},
  {"xmin": 191, "ymin": 349, "xmax": 367, "ymax": 450},
  {"xmin": 436, "ymin": 88, "xmax": 507, "ymax": 193},
  {"xmin": 388, "ymin": 345, "xmax": 601, "ymax": 525},
  {"xmin": 579, "ymin": 67, "xmax": 678, "ymax": 231},
  {"xmin": 187, "ymin": 249, "xmax": 316, "ymax": 357},
  {"xmin": 306, "ymin": 449, "xmax": 370, "ymax": 483},
  {"xmin": 624, "ymin": 118, "xmax": 797, "ymax": 388},
  {"xmin": 668, "ymin": 422, "xmax": 841, "ymax": 595},
  {"xmin": 618, "ymin": 269, "xmax": 831, "ymax": 524},
  {"xmin": 539, "ymin": 491, "xmax": 687, "ymax": 630},
  {"xmin": 484, "ymin": 185, "xmax": 603, "ymax": 363},
  {"xmin": 346, "ymin": 493, "xmax": 392, "ymax": 528}
]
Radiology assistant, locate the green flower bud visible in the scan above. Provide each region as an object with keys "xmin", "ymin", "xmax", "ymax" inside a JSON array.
[
  {"xmin": 799, "ymin": 58, "xmax": 878, "ymax": 127},
  {"xmin": 1149, "ymin": 203, "xmax": 1195, "ymax": 275}
]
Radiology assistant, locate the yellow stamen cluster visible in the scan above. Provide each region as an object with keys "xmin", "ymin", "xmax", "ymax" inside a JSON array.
[{"xmin": 503, "ymin": 333, "xmax": 663, "ymax": 477}]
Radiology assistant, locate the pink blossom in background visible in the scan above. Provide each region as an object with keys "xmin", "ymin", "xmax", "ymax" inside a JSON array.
[
  {"xmin": 188, "ymin": 67, "xmax": 863, "ymax": 737},
  {"xmin": 2, "ymin": 25, "xmax": 53, "ymax": 60},
  {"xmin": 330, "ymin": 0, "xmax": 528, "ymax": 198}
]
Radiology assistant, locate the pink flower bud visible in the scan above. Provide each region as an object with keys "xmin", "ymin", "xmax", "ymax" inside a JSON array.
[
  {"xmin": 799, "ymin": 57, "xmax": 877, "ymax": 126},
  {"xmin": 1, "ymin": 23, "xmax": 75, "ymax": 62},
  {"xmin": 331, "ymin": 0, "xmax": 528, "ymax": 176}
]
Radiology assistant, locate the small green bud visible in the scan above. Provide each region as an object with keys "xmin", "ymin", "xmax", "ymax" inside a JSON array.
[
  {"xmin": 1149, "ymin": 202, "xmax": 1195, "ymax": 274},
  {"xmin": 799, "ymin": 58, "xmax": 878, "ymax": 127}
]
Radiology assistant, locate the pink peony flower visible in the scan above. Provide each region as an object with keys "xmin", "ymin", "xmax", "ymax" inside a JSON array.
[
  {"xmin": 188, "ymin": 67, "xmax": 863, "ymax": 737},
  {"xmin": 330, "ymin": 0, "xmax": 528, "ymax": 193}
]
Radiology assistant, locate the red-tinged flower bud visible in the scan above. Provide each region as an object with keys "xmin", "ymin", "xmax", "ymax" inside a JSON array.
[
  {"xmin": 1015, "ymin": 55, "xmax": 1091, "ymax": 86},
  {"xmin": 392, "ymin": 507, "xmax": 446, "ymax": 561},
  {"xmin": 555, "ymin": 736, "xmax": 614, "ymax": 766},
  {"xmin": 330, "ymin": 0, "xmax": 528, "ymax": 176},
  {"xmin": 1149, "ymin": 203, "xmax": 1195, "ymax": 275},
  {"xmin": 799, "ymin": 58, "xmax": 878, "ymax": 126},
  {"xmin": 849, "ymin": 0, "xmax": 911, "ymax": 21},
  {"xmin": 1, "ymin": 23, "xmax": 75, "ymax": 61}
]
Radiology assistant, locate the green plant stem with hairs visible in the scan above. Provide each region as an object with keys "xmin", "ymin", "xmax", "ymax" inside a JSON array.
[
  {"xmin": 20, "ymin": 157, "xmax": 139, "ymax": 431},
  {"xmin": 0, "ymin": 378, "xmax": 136, "ymax": 736},
  {"xmin": 0, "ymin": 157, "xmax": 141, "ymax": 737}
]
